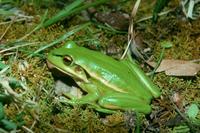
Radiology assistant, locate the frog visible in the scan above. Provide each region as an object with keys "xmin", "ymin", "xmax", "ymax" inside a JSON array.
[{"xmin": 47, "ymin": 41, "xmax": 161, "ymax": 114}]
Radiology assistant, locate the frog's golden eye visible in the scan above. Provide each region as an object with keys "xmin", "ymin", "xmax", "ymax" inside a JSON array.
[{"xmin": 63, "ymin": 56, "xmax": 73, "ymax": 65}]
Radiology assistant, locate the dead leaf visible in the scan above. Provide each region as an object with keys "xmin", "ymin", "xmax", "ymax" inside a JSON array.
[{"xmin": 156, "ymin": 59, "xmax": 200, "ymax": 76}]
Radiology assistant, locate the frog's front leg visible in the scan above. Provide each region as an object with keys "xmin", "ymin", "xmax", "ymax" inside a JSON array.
[
  {"xmin": 98, "ymin": 93, "xmax": 152, "ymax": 114},
  {"xmin": 65, "ymin": 83, "xmax": 100, "ymax": 106}
]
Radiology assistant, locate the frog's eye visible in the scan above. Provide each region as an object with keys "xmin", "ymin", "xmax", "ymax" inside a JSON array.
[{"xmin": 63, "ymin": 56, "xmax": 73, "ymax": 65}]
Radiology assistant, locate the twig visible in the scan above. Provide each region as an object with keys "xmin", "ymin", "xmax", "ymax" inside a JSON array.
[
  {"xmin": 0, "ymin": 18, "xmax": 29, "ymax": 25},
  {"xmin": 169, "ymin": 96, "xmax": 196, "ymax": 131},
  {"xmin": 17, "ymin": 10, "xmax": 48, "ymax": 42},
  {"xmin": 121, "ymin": 0, "xmax": 141, "ymax": 59},
  {"xmin": 0, "ymin": 17, "xmax": 16, "ymax": 41},
  {"xmin": 0, "ymin": 42, "xmax": 40, "ymax": 54},
  {"xmin": 0, "ymin": 66, "xmax": 10, "ymax": 75},
  {"xmin": 22, "ymin": 126, "xmax": 34, "ymax": 133},
  {"xmin": 30, "ymin": 120, "xmax": 37, "ymax": 130},
  {"xmin": 0, "ymin": 78, "xmax": 20, "ymax": 98},
  {"xmin": 136, "ymin": 9, "xmax": 174, "ymax": 23}
]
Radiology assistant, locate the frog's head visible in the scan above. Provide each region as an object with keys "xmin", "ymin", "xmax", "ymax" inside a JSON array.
[{"xmin": 47, "ymin": 41, "xmax": 89, "ymax": 82}]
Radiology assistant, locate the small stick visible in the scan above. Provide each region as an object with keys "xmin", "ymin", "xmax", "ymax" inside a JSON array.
[{"xmin": 0, "ymin": 17, "xmax": 16, "ymax": 41}]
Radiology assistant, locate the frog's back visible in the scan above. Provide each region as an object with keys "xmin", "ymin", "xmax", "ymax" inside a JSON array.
[{"xmin": 68, "ymin": 47, "xmax": 153, "ymax": 99}]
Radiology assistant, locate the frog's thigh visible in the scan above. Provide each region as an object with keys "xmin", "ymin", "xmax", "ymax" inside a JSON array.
[
  {"xmin": 98, "ymin": 93, "xmax": 152, "ymax": 114},
  {"xmin": 67, "ymin": 83, "xmax": 100, "ymax": 105}
]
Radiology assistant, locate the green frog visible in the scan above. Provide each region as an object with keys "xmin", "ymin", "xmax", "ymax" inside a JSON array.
[{"xmin": 47, "ymin": 41, "xmax": 160, "ymax": 114}]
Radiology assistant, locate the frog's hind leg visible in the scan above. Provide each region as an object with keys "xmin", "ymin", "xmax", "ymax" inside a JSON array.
[
  {"xmin": 122, "ymin": 59, "xmax": 160, "ymax": 98},
  {"xmin": 87, "ymin": 103, "xmax": 117, "ymax": 114},
  {"xmin": 98, "ymin": 93, "xmax": 152, "ymax": 114}
]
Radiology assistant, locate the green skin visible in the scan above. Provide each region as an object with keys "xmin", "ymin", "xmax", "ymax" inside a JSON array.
[{"xmin": 47, "ymin": 41, "xmax": 161, "ymax": 114}]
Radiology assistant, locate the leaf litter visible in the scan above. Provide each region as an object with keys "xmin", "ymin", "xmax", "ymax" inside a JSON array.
[{"xmin": 149, "ymin": 59, "xmax": 200, "ymax": 76}]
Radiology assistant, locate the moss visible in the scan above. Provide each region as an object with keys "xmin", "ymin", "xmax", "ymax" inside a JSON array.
[{"xmin": 0, "ymin": 1, "xmax": 199, "ymax": 132}]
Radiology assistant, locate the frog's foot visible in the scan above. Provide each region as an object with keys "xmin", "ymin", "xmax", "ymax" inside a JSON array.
[
  {"xmin": 98, "ymin": 93, "xmax": 152, "ymax": 114},
  {"xmin": 62, "ymin": 98, "xmax": 115, "ymax": 113}
]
